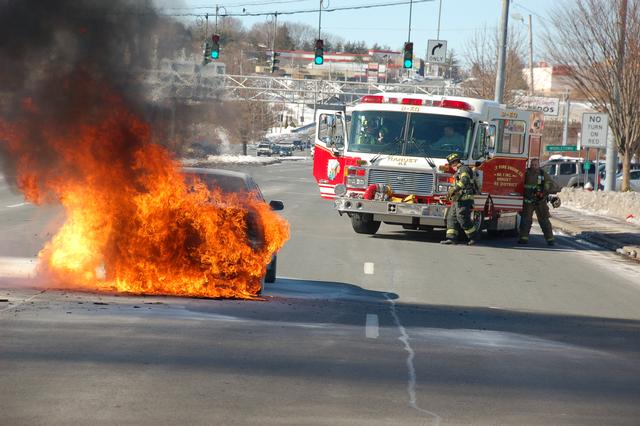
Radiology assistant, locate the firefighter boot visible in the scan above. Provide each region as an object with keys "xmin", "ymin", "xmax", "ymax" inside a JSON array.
[
  {"xmin": 440, "ymin": 239, "xmax": 457, "ymax": 245},
  {"xmin": 466, "ymin": 231, "xmax": 480, "ymax": 246}
]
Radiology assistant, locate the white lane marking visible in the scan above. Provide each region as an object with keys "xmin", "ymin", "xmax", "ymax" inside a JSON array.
[
  {"xmin": 385, "ymin": 292, "xmax": 442, "ymax": 425},
  {"xmin": 0, "ymin": 289, "xmax": 47, "ymax": 314},
  {"xmin": 6, "ymin": 202, "xmax": 30, "ymax": 208},
  {"xmin": 365, "ymin": 314, "xmax": 379, "ymax": 339},
  {"xmin": 364, "ymin": 262, "xmax": 375, "ymax": 275}
]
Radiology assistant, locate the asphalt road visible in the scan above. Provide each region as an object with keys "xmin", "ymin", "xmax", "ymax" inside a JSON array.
[{"xmin": 2, "ymin": 161, "xmax": 640, "ymax": 425}]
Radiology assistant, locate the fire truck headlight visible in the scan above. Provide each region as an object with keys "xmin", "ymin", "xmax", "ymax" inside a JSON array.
[
  {"xmin": 334, "ymin": 184, "xmax": 347, "ymax": 197},
  {"xmin": 437, "ymin": 184, "xmax": 450, "ymax": 193}
]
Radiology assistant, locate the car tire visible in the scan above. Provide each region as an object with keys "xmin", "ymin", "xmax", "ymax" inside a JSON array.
[
  {"xmin": 351, "ymin": 213, "xmax": 381, "ymax": 235},
  {"xmin": 265, "ymin": 256, "xmax": 277, "ymax": 283}
]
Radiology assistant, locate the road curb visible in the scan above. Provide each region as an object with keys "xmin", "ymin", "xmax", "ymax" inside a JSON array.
[{"xmin": 548, "ymin": 217, "xmax": 640, "ymax": 263}]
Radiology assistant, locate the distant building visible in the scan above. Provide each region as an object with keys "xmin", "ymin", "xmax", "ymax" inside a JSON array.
[{"xmin": 522, "ymin": 62, "xmax": 574, "ymax": 95}]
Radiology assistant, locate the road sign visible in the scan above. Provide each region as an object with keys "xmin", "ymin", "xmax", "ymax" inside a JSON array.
[
  {"xmin": 545, "ymin": 145, "xmax": 578, "ymax": 152},
  {"xmin": 580, "ymin": 113, "xmax": 608, "ymax": 148},
  {"xmin": 514, "ymin": 95, "xmax": 560, "ymax": 117},
  {"xmin": 427, "ymin": 39, "xmax": 447, "ymax": 64}
]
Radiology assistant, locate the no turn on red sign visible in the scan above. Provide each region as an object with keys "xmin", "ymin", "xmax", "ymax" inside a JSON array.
[{"xmin": 580, "ymin": 113, "xmax": 609, "ymax": 149}]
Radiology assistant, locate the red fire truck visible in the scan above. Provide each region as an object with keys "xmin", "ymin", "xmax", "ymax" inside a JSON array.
[{"xmin": 312, "ymin": 93, "xmax": 543, "ymax": 235}]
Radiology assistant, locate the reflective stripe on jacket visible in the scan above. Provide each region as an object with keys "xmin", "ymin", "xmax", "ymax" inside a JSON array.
[{"xmin": 452, "ymin": 165, "xmax": 476, "ymax": 201}]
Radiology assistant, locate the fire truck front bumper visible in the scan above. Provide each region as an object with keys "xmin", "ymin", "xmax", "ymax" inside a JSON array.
[{"xmin": 334, "ymin": 197, "xmax": 447, "ymax": 226}]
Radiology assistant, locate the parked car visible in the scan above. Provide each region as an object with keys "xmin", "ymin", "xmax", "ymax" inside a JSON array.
[
  {"xmin": 275, "ymin": 145, "xmax": 293, "ymax": 156},
  {"xmin": 541, "ymin": 158, "xmax": 599, "ymax": 188},
  {"xmin": 292, "ymin": 140, "xmax": 304, "ymax": 151},
  {"xmin": 256, "ymin": 143, "xmax": 273, "ymax": 156},
  {"xmin": 182, "ymin": 167, "xmax": 284, "ymax": 291},
  {"xmin": 601, "ymin": 169, "xmax": 640, "ymax": 191}
]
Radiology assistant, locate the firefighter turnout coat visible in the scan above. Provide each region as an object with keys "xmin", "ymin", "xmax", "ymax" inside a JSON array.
[
  {"xmin": 519, "ymin": 167, "xmax": 555, "ymax": 243},
  {"xmin": 445, "ymin": 164, "xmax": 478, "ymax": 240}
]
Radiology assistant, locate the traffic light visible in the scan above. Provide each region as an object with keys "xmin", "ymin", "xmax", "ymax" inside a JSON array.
[
  {"xmin": 203, "ymin": 41, "xmax": 212, "ymax": 65},
  {"xmin": 403, "ymin": 41, "xmax": 413, "ymax": 69},
  {"xmin": 314, "ymin": 39, "xmax": 324, "ymax": 65},
  {"xmin": 211, "ymin": 34, "xmax": 220, "ymax": 60},
  {"xmin": 271, "ymin": 50, "xmax": 280, "ymax": 73}
]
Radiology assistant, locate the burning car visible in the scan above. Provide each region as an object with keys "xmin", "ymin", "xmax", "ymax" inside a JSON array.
[{"xmin": 182, "ymin": 168, "xmax": 284, "ymax": 290}]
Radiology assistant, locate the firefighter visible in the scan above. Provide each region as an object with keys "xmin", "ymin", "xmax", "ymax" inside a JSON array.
[
  {"xmin": 441, "ymin": 152, "xmax": 479, "ymax": 245},
  {"xmin": 518, "ymin": 158, "xmax": 556, "ymax": 245},
  {"xmin": 357, "ymin": 119, "xmax": 387, "ymax": 145}
]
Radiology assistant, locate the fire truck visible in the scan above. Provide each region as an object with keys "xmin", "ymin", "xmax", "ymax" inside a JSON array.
[{"xmin": 312, "ymin": 93, "xmax": 543, "ymax": 235}]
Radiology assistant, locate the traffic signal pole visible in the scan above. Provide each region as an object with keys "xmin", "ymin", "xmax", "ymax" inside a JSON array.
[{"xmin": 271, "ymin": 12, "xmax": 279, "ymax": 73}]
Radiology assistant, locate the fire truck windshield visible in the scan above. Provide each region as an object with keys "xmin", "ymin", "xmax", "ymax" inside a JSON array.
[{"xmin": 348, "ymin": 111, "xmax": 473, "ymax": 159}]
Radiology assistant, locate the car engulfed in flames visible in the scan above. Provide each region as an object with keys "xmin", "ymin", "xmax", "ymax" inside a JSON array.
[{"xmin": 0, "ymin": 78, "xmax": 289, "ymax": 300}]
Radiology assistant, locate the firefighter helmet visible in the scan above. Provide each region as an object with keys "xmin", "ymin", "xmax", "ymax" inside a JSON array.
[{"xmin": 446, "ymin": 152, "xmax": 461, "ymax": 164}]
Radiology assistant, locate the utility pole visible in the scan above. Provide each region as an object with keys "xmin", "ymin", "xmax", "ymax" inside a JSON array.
[
  {"xmin": 606, "ymin": 0, "xmax": 627, "ymax": 191},
  {"xmin": 494, "ymin": 0, "xmax": 510, "ymax": 103},
  {"xmin": 528, "ymin": 14, "xmax": 534, "ymax": 95}
]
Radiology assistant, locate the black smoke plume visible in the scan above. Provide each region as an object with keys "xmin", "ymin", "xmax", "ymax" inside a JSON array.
[{"xmin": 0, "ymin": 0, "xmax": 192, "ymax": 188}]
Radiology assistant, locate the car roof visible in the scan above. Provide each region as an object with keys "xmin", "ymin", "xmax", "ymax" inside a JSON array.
[{"xmin": 182, "ymin": 167, "xmax": 252, "ymax": 183}]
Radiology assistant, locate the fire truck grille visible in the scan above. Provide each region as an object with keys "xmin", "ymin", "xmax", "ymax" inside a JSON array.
[{"xmin": 367, "ymin": 169, "xmax": 435, "ymax": 196}]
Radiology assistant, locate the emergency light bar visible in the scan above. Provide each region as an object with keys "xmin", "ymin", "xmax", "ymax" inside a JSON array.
[
  {"xmin": 438, "ymin": 100, "xmax": 474, "ymax": 111},
  {"xmin": 401, "ymin": 98, "xmax": 423, "ymax": 105},
  {"xmin": 359, "ymin": 95, "xmax": 474, "ymax": 111},
  {"xmin": 360, "ymin": 95, "xmax": 384, "ymax": 103}
]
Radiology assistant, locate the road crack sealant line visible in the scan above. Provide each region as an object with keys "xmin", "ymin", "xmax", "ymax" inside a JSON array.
[
  {"xmin": 0, "ymin": 289, "xmax": 47, "ymax": 314},
  {"xmin": 384, "ymin": 292, "xmax": 442, "ymax": 425}
]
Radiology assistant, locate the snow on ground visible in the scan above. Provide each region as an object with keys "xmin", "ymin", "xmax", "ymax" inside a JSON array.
[
  {"xmin": 181, "ymin": 154, "xmax": 308, "ymax": 167},
  {"xmin": 182, "ymin": 155, "xmax": 280, "ymax": 166},
  {"xmin": 559, "ymin": 187, "xmax": 640, "ymax": 226}
]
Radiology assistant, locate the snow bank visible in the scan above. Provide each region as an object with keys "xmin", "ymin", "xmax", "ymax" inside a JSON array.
[
  {"xmin": 559, "ymin": 187, "xmax": 640, "ymax": 225},
  {"xmin": 182, "ymin": 155, "xmax": 281, "ymax": 167}
]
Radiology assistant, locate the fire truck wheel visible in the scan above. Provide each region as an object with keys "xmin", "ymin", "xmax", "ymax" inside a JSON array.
[{"xmin": 351, "ymin": 213, "xmax": 381, "ymax": 234}]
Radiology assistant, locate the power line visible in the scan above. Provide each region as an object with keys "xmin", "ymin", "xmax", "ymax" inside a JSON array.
[
  {"xmin": 161, "ymin": 0, "xmax": 308, "ymax": 10},
  {"xmin": 153, "ymin": 0, "xmax": 434, "ymax": 18}
]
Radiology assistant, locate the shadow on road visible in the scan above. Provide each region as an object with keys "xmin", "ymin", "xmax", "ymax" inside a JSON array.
[
  {"xmin": 265, "ymin": 277, "xmax": 397, "ymax": 302},
  {"xmin": 369, "ymin": 229, "xmax": 610, "ymax": 253}
]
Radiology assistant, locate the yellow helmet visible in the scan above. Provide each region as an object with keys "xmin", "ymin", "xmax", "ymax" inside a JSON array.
[{"xmin": 446, "ymin": 152, "xmax": 461, "ymax": 164}]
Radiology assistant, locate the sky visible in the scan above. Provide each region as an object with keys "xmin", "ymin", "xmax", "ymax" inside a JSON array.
[{"xmin": 163, "ymin": 0, "xmax": 560, "ymax": 60}]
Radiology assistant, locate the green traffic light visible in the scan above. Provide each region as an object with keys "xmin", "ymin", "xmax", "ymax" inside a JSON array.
[
  {"xmin": 403, "ymin": 59, "xmax": 412, "ymax": 69},
  {"xmin": 211, "ymin": 50, "xmax": 219, "ymax": 59},
  {"xmin": 315, "ymin": 56, "xmax": 323, "ymax": 65}
]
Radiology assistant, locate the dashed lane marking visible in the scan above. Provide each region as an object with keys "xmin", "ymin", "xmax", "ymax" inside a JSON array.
[
  {"xmin": 6, "ymin": 202, "xmax": 30, "ymax": 208},
  {"xmin": 365, "ymin": 314, "xmax": 379, "ymax": 339},
  {"xmin": 364, "ymin": 262, "xmax": 375, "ymax": 275}
]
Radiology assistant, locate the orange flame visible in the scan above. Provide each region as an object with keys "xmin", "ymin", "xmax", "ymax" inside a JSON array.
[{"xmin": 0, "ymin": 78, "xmax": 289, "ymax": 298}]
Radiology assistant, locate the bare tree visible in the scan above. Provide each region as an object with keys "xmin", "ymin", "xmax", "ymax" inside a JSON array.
[
  {"xmin": 544, "ymin": 0, "xmax": 640, "ymax": 190},
  {"xmin": 462, "ymin": 25, "xmax": 528, "ymax": 102},
  {"xmin": 286, "ymin": 22, "xmax": 317, "ymax": 49}
]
